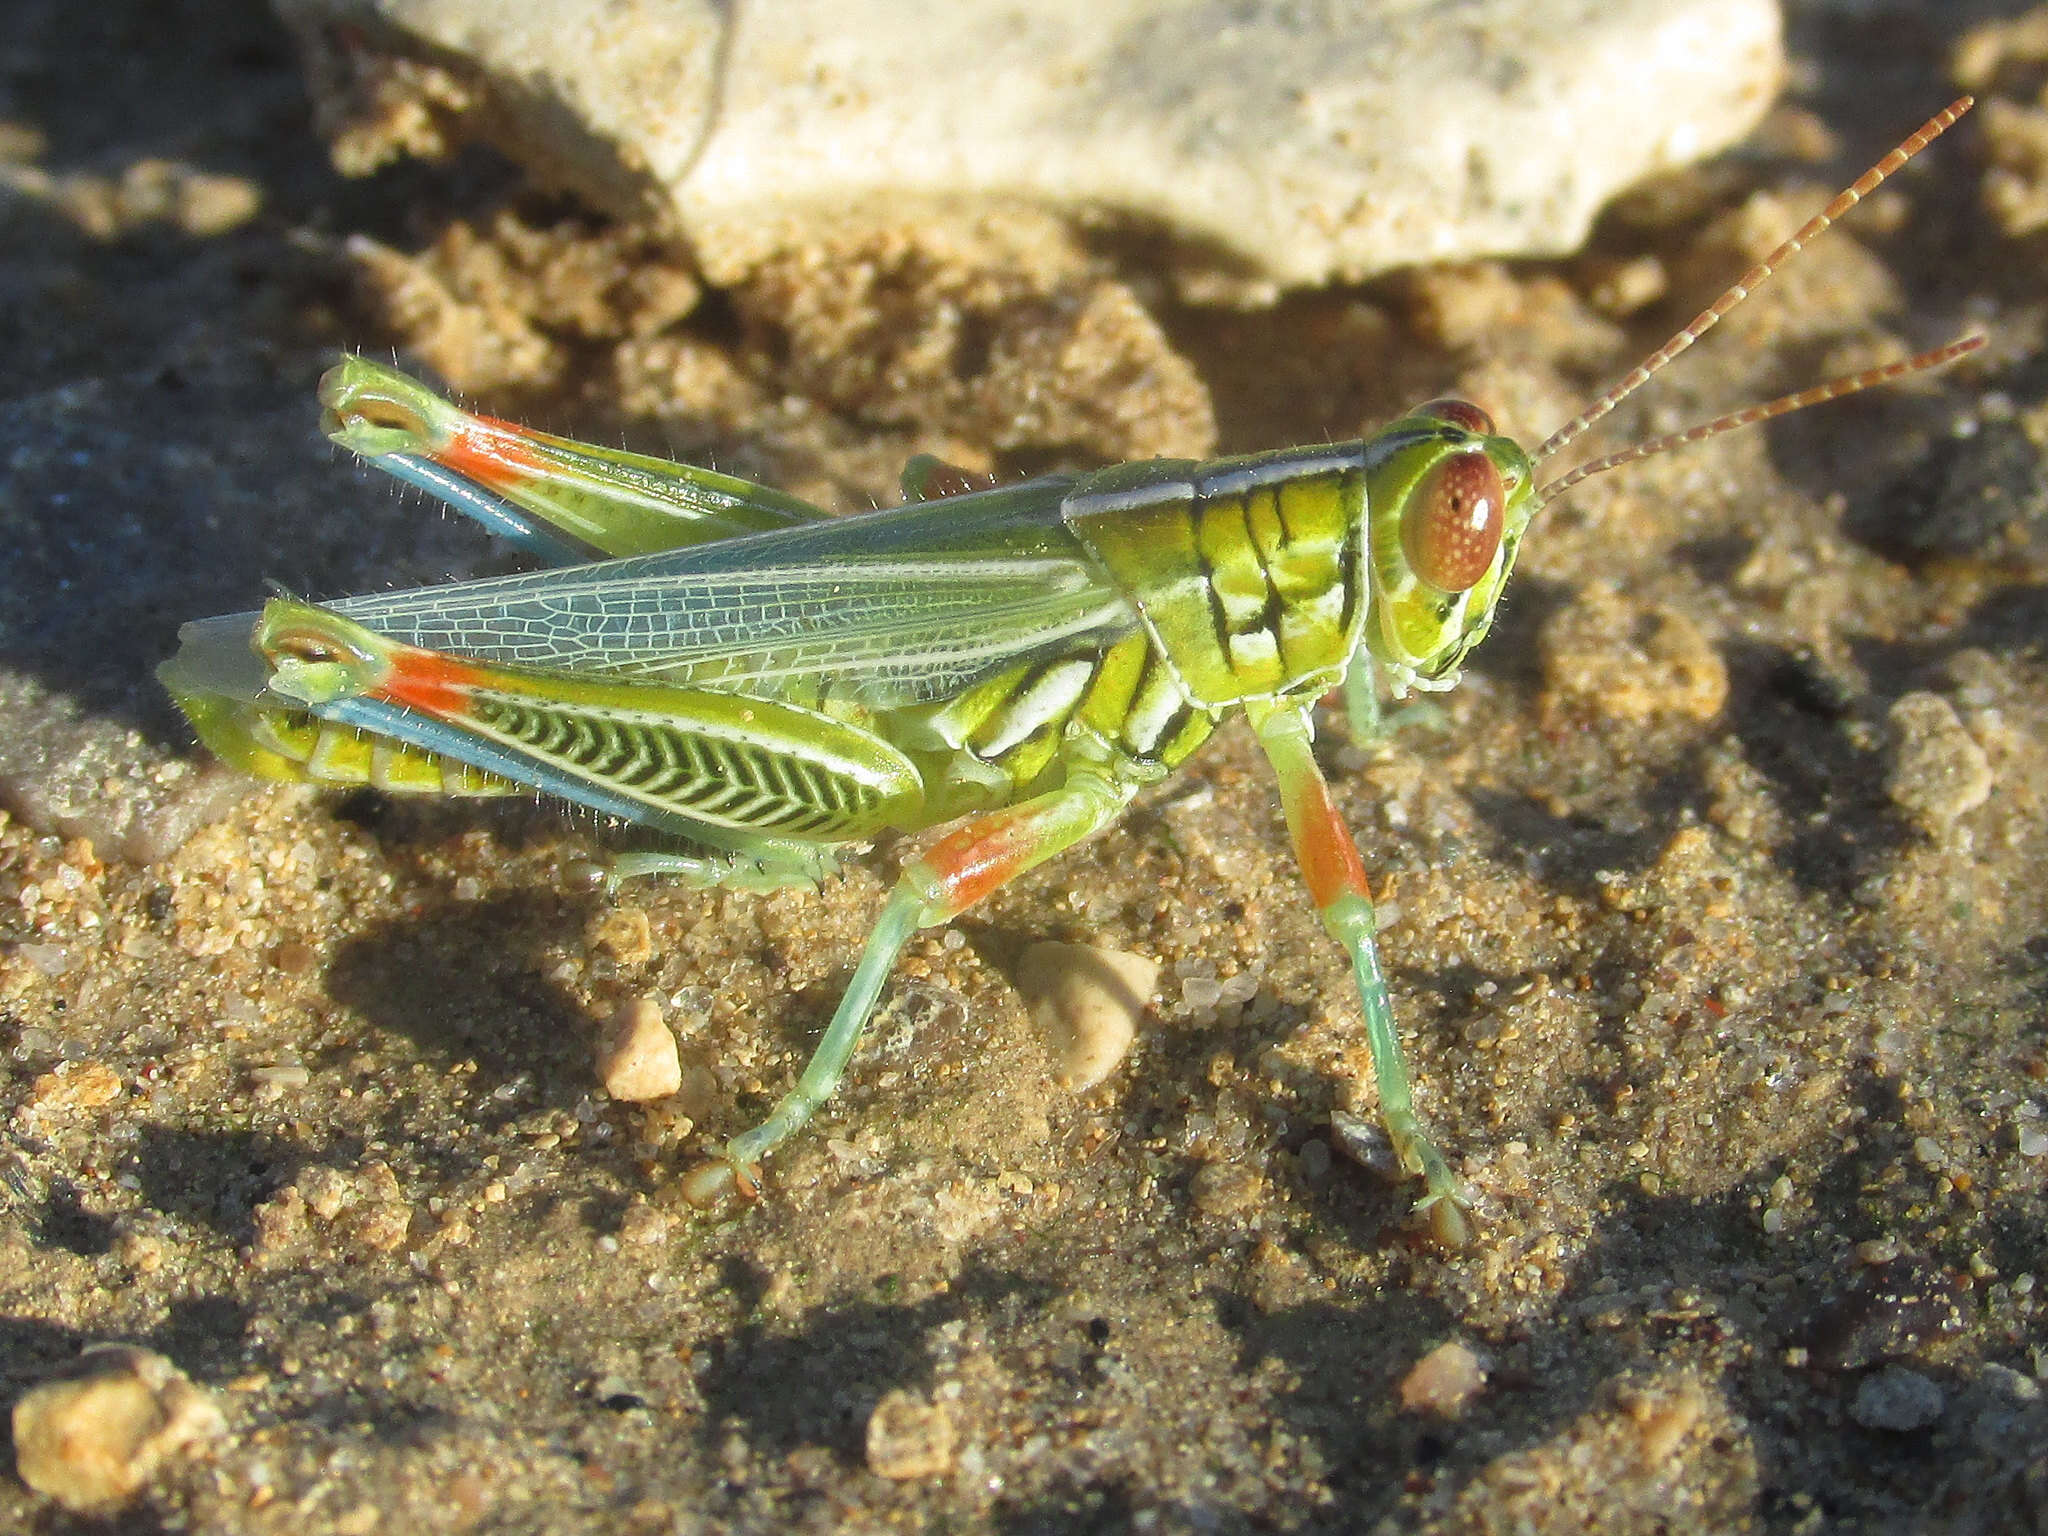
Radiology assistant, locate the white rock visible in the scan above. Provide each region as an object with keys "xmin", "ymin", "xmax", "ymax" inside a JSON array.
[
  {"xmin": 12, "ymin": 1345, "xmax": 226, "ymax": 1511},
  {"xmin": 595, "ymin": 995, "xmax": 683, "ymax": 1102},
  {"xmin": 275, "ymin": 0, "xmax": 1781, "ymax": 293},
  {"xmin": 1015, "ymin": 940, "xmax": 1158, "ymax": 1091}
]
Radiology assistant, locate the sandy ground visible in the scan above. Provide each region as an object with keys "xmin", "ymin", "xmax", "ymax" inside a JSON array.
[{"xmin": 2, "ymin": 1, "xmax": 2047, "ymax": 1531}]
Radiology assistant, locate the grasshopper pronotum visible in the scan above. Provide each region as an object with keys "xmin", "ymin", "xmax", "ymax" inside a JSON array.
[{"xmin": 162, "ymin": 101, "xmax": 1981, "ymax": 1244}]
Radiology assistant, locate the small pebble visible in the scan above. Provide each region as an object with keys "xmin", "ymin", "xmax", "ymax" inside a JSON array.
[
  {"xmin": 246, "ymin": 1063, "xmax": 311, "ymax": 1095},
  {"xmin": 865, "ymin": 1389, "xmax": 955, "ymax": 1480},
  {"xmin": 1327, "ymin": 1110, "xmax": 1401, "ymax": 1182},
  {"xmin": 12, "ymin": 1346, "xmax": 226, "ymax": 1510},
  {"xmin": 1885, "ymin": 693, "xmax": 1992, "ymax": 830},
  {"xmin": 345, "ymin": 1161, "xmax": 413, "ymax": 1252},
  {"xmin": 115, "ymin": 1230, "xmax": 167, "ymax": 1275},
  {"xmin": 298, "ymin": 1165, "xmax": 351, "ymax": 1221},
  {"xmin": 269, "ymin": 940, "xmax": 317, "ymax": 975},
  {"xmin": 596, "ymin": 996, "xmax": 682, "ymax": 1102},
  {"xmin": 591, "ymin": 905, "xmax": 654, "ymax": 965},
  {"xmin": 1190, "ymin": 1160, "xmax": 1264, "ymax": 1219},
  {"xmin": 1013, "ymin": 941, "xmax": 1157, "ymax": 1091},
  {"xmin": 1622, "ymin": 1381, "xmax": 1704, "ymax": 1464},
  {"xmin": 1398, "ymin": 1341, "xmax": 1487, "ymax": 1416},
  {"xmin": 28, "ymin": 1060, "xmax": 121, "ymax": 1112},
  {"xmin": 1582, "ymin": 251, "xmax": 1668, "ymax": 317},
  {"xmin": 1850, "ymin": 1365, "xmax": 1946, "ymax": 1432},
  {"xmin": 16, "ymin": 942, "xmax": 72, "ymax": 976},
  {"xmin": 1799, "ymin": 1258, "xmax": 1968, "ymax": 1372},
  {"xmin": 617, "ymin": 1200, "xmax": 670, "ymax": 1246},
  {"xmin": 352, "ymin": 1199, "xmax": 413, "ymax": 1253}
]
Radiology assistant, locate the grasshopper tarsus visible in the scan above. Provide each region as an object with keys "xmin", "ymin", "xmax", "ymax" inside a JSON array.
[
  {"xmin": 678, "ymin": 1158, "xmax": 749, "ymax": 1211},
  {"xmin": 1416, "ymin": 1189, "xmax": 1474, "ymax": 1252}
]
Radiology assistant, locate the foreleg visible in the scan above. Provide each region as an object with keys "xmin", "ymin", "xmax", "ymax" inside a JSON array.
[{"xmin": 1252, "ymin": 701, "xmax": 1471, "ymax": 1245}]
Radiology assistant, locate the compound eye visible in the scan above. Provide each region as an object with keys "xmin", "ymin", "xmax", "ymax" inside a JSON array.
[
  {"xmin": 1403, "ymin": 451, "xmax": 1506, "ymax": 592},
  {"xmin": 1412, "ymin": 398, "xmax": 1494, "ymax": 436}
]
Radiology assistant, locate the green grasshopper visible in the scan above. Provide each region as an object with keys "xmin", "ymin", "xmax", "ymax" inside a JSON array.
[{"xmin": 160, "ymin": 101, "xmax": 1980, "ymax": 1244}]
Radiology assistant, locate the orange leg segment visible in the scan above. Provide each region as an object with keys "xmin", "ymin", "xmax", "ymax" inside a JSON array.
[
  {"xmin": 1252, "ymin": 702, "xmax": 1471, "ymax": 1245},
  {"xmin": 681, "ymin": 771, "xmax": 1130, "ymax": 1205}
]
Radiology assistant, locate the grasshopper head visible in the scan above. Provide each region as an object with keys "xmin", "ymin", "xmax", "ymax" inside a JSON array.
[
  {"xmin": 1349, "ymin": 104, "xmax": 1988, "ymax": 699},
  {"xmin": 1360, "ymin": 399, "xmax": 1535, "ymax": 694},
  {"xmin": 255, "ymin": 600, "xmax": 391, "ymax": 707}
]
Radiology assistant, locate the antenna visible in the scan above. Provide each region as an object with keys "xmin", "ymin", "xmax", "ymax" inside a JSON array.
[
  {"xmin": 1528, "ymin": 96, "xmax": 1980, "ymax": 511},
  {"xmin": 1531, "ymin": 335, "xmax": 1984, "ymax": 510}
]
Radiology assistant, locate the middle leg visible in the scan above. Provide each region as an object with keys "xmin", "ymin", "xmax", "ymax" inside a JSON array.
[{"xmin": 680, "ymin": 768, "xmax": 1133, "ymax": 1204}]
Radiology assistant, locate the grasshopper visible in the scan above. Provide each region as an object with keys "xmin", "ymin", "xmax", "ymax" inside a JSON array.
[{"xmin": 160, "ymin": 101, "xmax": 1980, "ymax": 1244}]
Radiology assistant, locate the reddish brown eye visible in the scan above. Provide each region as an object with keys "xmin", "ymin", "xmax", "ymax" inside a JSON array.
[
  {"xmin": 1412, "ymin": 398, "xmax": 1494, "ymax": 436},
  {"xmin": 1403, "ymin": 451, "xmax": 1506, "ymax": 592}
]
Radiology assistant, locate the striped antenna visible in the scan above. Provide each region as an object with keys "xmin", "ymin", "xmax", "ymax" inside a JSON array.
[
  {"xmin": 1531, "ymin": 335, "xmax": 1984, "ymax": 511},
  {"xmin": 1532, "ymin": 96, "xmax": 1977, "ymax": 486}
]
